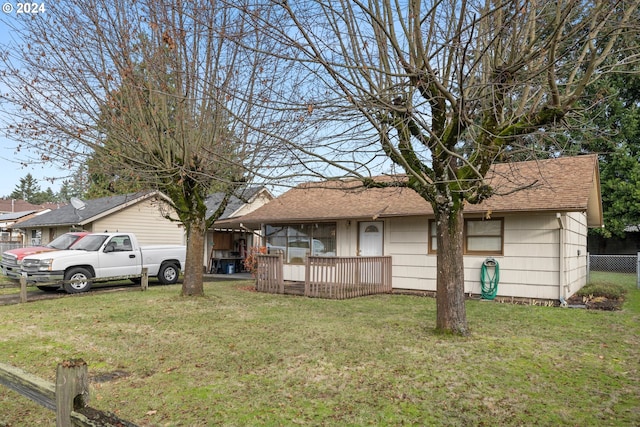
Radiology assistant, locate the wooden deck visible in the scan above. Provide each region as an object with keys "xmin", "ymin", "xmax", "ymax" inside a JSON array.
[
  {"xmin": 255, "ymin": 254, "xmax": 392, "ymax": 299},
  {"xmin": 283, "ymin": 281, "xmax": 305, "ymax": 296}
]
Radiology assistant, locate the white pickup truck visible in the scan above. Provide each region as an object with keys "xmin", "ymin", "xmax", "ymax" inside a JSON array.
[{"xmin": 21, "ymin": 232, "xmax": 186, "ymax": 293}]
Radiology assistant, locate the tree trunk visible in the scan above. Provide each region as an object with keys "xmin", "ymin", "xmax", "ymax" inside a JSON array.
[
  {"xmin": 181, "ymin": 218, "xmax": 206, "ymax": 297},
  {"xmin": 434, "ymin": 206, "xmax": 468, "ymax": 336}
]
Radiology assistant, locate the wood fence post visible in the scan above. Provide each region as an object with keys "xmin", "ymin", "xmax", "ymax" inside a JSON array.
[
  {"xmin": 19, "ymin": 274, "xmax": 27, "ymax": 303},
  {"xmin": 278, "ymin": 253, "xmax": 284, "ymax": 294},
  {"xmin": 55, "ymin": 359, "xmax": 89, "ymax": 427},
  {"xmin": 141, "ymin": 267, "xmax": 149, "ymax": 291}
]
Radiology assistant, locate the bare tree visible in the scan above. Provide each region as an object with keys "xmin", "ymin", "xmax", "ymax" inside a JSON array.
[
  {"xmin": 252, "ymin": 0, "xmax": 640, "ymax": 334},
  {"xmin": 0, "ymin": 0, "xmax": 296, "ymax": 296}
]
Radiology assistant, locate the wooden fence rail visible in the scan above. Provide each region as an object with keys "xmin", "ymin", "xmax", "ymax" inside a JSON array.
[
  {"xmin": 255, "ymin": 254, "xmax": 392, "ymax": 299},
  {"xmin": 306, "ymin": 256, "xmax": 393, "ymax": 299},
  {"xmin": 0, "ymin": 359, "xmax": 137, "ymax": 427},
  {"xmin": 16, "ymin": 268, "xmax": 150, "ymax": 303},
  {"xmin": 255, "ymin": 253, "xmax": 284, "ymax": 294}
]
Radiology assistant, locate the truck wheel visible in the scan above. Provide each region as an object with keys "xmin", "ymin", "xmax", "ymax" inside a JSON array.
[
  {"xmin": 63, "ymin": 267, "xmax": 93, "ymax": 293},
  {"xmin": 158, "ymin": 263, "xmax": 179, "ymax": 285}
]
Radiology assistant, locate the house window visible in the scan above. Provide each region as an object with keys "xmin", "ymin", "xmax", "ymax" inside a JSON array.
[
  {"xmin": 265, "ymin": 223, "xmax": 337, "ymax": 264},
  {"xmin": 31, "ymin": 229, "xmax": 42, "ymax": 246},
  {"xmin": 465, "ymin": 218, "xmax": 503, "ymax": 254},
  {"xmin": 428, "ymin": 218, "xmax": 503, "ymax": 255},
  {"xmin": 429, "ymin": 219, "xmax": 438, "ymax": 253}
]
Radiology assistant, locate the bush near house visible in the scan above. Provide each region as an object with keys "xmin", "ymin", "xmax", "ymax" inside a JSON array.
[
  {"xmin": 242, "ymin": 246, "xmax": 267, "ymax": 275},
  {"xmin": 578, "ymin": 282, "xmax": 627, "ymax": 300},
  {"xmin": 573, "ymin": 280, "xmax": 628, "ymax": 310}
]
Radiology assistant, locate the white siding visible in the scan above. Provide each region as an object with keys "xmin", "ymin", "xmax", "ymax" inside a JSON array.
[
  {"xmin": 278, "ymin": 211, "xmax": 589, "ymax": 301},
  {"xmin": 93, "ymin": 198, "xmax": 184, "ymax": 246},
  {"xmin": 336, "ymin": 220, "xmax": 359, "ymax": 257},
  {"xmin": 562, "ymin": 212, "xmax": 589, "ymax": 298},
  {"xmin": 232, "ymin": 191, "xmax": 273, "ymax": 217},
  {"xmin": 386, "ymin": 213, "xmax": 587, "ymax": 300},
  {"xmin": 386, "ymin": 217, "xmax": 435, "ymax": 291},
  {"xmin": 491, "ymin": 215, "xmax": 562, "ymax": 299},
  {"xmin": 283, "ymin": 264, "xmax": 306, "ymax": 282}
]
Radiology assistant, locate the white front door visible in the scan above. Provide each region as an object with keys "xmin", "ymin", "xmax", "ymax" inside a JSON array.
[{"xmin": 359, "ymin": 221, "xmax": 383, "ymax": 256}]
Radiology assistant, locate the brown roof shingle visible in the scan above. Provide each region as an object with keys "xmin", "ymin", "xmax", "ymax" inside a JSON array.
[
  {"xmin": 0, "ymin": 199, "xmax": 61, "ymax": 213},
  {"xmin": 232, "ymin": 155, "xmax": 602, "ymax": 227}
]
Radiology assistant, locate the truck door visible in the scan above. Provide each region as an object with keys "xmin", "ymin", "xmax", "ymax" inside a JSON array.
[{"xmin": 97, "ymin": 235, "xmax": 140, "ymax": 278}]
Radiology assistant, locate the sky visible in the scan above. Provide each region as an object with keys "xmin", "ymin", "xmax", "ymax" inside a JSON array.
[
  {"xmin": 0, "ymin": 144, "xmax": 65, "ymax": 198},
  {"xmin": 0, "ymin": 7, "xmax": 65, "ymax": 198}
]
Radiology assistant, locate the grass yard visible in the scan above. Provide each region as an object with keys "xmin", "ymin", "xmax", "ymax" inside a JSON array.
[{"xmin": 0, "ymin": 272, "xmax": 638, "ymax": 426}]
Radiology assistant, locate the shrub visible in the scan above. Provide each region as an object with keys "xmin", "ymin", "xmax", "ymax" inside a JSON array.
[
  {"xmin": 242, "ymin": 246, "xmax": 267, "ymax": 275},
  {"xmin": 577, "ymin": 282, "xmax": 627, "ymax": 300}
]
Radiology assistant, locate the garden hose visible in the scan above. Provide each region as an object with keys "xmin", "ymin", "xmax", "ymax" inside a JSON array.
[{"xmin": 481, "ymin": 258, "xmax": 499, "ymax": 300}]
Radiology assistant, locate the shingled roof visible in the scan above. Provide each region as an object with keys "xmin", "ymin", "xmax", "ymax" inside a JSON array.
[
  {"xmin": 0, "ymin": 199, "xmax": 60, "ymax": 214},
  {"xmin": 205, "ymin": 186, "xmax": 270, "ymax": 220},
  {"xmin": 12, "ymin": 191, "xmax": 165, "ymax": 228},
  {"xmin": 232, "ymin": 155, "xmax": 603, "ymax": 228}
]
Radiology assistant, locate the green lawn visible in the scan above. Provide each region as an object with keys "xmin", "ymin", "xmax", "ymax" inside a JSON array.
[{"xmin": 0, "ymin": 272, "xmax": 638, "ymax": 426}]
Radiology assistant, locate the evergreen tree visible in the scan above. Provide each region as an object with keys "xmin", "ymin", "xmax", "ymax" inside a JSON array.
[
  {"xmin": 57, "ymin": 164, "xmax": 91, "ymax": 201},
  {"xmin": 579, "ymin": 73, "xmax": 640, "ymax": 238},
  {"xmin": 84, "ymin": 148, "xmax": 145, "ymax": 198},
  {"xmin": 10, "ymin": 174, "xmax": 42, "ymax": 203}
]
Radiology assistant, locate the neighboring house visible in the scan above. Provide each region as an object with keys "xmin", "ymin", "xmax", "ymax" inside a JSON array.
[
  {"xmin": 0, "ymin": 199, "xmax": 60, "ymax": 244},
  {"xmin": 218, "ymin": 155, "xmax": 603, "ymax": 301},
  {"xmin": 11, "ymin": 191, "xmax": 184, "ymax": 247},
  {"xmin": 0, "ymin": 198, "xmax": 59, "ymax": 214},
  {"xmin": 0, "ymin": 210, "xmax": 40, "ymax": 242},
  {"xmin": 206, "ymin": 186, "xmax": 274, "ymax": 273}
]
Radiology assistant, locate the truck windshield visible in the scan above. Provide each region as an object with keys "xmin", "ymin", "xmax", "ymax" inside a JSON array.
[
  {"xmin": 47, "ymin": 234, "xmax": 83, "ymax": 250},
  {"xmin": 71, "ymin": 235, "xmax": 108, "ymax": 251}
]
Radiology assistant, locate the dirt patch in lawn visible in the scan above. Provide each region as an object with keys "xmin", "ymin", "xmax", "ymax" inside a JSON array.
[{"xmin": 566, "ymin": 294, "xmax": 624, "ymax": 311}]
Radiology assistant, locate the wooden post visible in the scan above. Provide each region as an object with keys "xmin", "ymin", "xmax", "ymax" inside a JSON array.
[
  {"xmin": 55, "ymin": 359, "xmax": 89, "ymax": 427},
  {"xmin": 141, "ymin": 267, "xmax": 148, "ymax": 291},
  {"xmin": 277, "ymin": 253, "xmax": 284, "ymax": 294},
  {"xmin": 20, "ymin": 273, "xmax": 27, "ymax": 303}
]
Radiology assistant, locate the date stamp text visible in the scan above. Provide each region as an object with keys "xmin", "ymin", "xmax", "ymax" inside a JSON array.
[{"xmin": 2, "ymin": 2, "xmax": 46, "ymax": 14}]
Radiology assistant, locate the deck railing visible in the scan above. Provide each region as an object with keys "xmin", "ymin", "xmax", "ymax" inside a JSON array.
[
  {"xmin": 255, "ymin": 253, "xmax": 284, "ymax": 294},
  {"xmin": 305, "ymin": 256, "xmax": 392, "ymax": 299},
  {"xmin": 255, "ymin": 254, "xmax": 392, "ymax": 299}
]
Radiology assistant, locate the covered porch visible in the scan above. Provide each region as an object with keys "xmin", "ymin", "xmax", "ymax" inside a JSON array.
[{"xmin": 255, "ymin": 254, "xmax": 392, "ymax": 299}]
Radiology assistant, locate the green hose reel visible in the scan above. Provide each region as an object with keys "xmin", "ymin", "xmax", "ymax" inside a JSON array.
[{"xmin": 480, "ymin": 258, "xmax": 499, "ymax": 300}]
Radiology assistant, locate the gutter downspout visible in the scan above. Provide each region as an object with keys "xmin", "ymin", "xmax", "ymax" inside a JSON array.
[{"xmin": 556, "ymin": 213, "xmax": 566, "ymax": 304}]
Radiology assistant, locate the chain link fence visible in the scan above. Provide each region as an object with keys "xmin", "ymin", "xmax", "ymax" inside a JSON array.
[
  {"xmin": 588, "ymin": 253, "xmax": 640, "ymax": 289},
  {"xmin": 589, "ymin": 254, "xmax": 637, "ymax": 273}
]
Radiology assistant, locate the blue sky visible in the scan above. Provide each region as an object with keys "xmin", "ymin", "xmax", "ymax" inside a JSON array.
[{"xmin": 0, "ymin": 9, "xmax": 65, "ymax": 198}]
